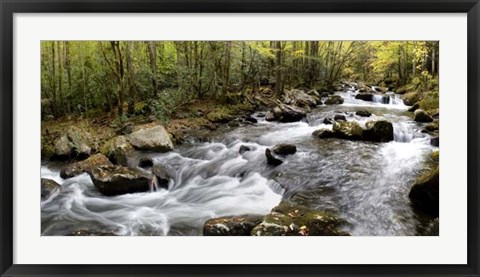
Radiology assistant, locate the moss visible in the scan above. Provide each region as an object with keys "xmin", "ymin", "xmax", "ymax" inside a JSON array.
[
  {"xmin": 418, "ymin": 92, "xmax": 439, "ymax": 114},
  {"xmin": 401, "ymin": 91, "xmax": 424, "ymax": 106}
]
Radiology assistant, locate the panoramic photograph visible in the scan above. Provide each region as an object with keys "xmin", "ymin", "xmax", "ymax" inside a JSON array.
[{"xmin": 40, "ymin": 41, "xmax": 439, "ymax": 236}]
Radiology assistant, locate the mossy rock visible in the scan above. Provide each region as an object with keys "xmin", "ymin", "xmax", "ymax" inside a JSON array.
[
  {"xmin": 203, "ymin": 215, "xmax": 264, "ymax": 236},
  {"xmin": 324, "ymin": 95, "xmax": 344, "ymax": 105},
  {"xmin": 206, "ymin": 111, "xmax": 234, "ymax": 123},
  {"xmin": 409, "ymin": 166, "xmax": 439, "ymax": 217},
  {"xmin": 60, "ymin": 153, "xmax": 112, "ymax": 179},
  {"xmin": 402, "ymin": 91, "xmax": 424, "ymax": 106},
  {"xmin": 332, "ymin": 121, "xmax": 364, "ymax": 140},
  {"xmin": 251, "ymin": 201, "xmax": 348, "ymax": 236},
  {"xmin": 101, "ymin": 136, "xmax": 135, "ymax": 166},
  {"xmin": 41, "ymin": 178, "xmax": 61, "ymax": 201}
]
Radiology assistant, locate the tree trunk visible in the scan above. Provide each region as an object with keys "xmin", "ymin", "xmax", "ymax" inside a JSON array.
[
  {"xmin": 147, "ymin": 42, "xmax": 158, "ymax": 96},
  {"xmin": 274, "ymin": 41, "xmax": 283, "ymax": 97}
]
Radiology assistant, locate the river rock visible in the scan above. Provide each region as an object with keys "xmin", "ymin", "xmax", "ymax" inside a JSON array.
[
  {"xmin": 251, "ymin": 201, "xmax": 349, "ymax": 236},
  {"xmin": 265, "ymin": 111, "xmax": 276, "ymax": 121},
  {"xmin": 422, "ymin": 218, "xmax": 439, "ymax": 236},
  {"xmin": 414, "ymin": 109, "xmax": 434, "ymax": 123},
  {"xmin": 54, "ymin": 126, "xmax": 93, "ymax": 160},
  {"xmin": 324, "ymin": 95, "xmax": 344, "ymax": 105},
  {"xmin": 430, "ymin": 136, "xmax": 439, "ymax": 147},
  {"xmin": 323, "ymin": 117, "xmax": 334, "ymax": 124},
  {"xmin": 408, "ymin": 103, "xmax": 420, "ymax": 112},
  {"xmin": 265, "ymin": 148, "xmax": 283, "ymax": 166},
  {"xmin": 138, "ymin": 157, "xmax": 154, "ymax": 168},
  {"xmin": 88, "ymin": 165, "xmax": 153, "ymax": 196},
  {"xmin": 101, "ymin": 135, "xmax": 135, "ymax": 166},
  {"xmin": 312, "ymin": 129, "xmax": 335, "ymax": 139},
  {"xmin": 239, "ymin": 145, "xmax": 251, "ymax": 154},
  {"xmin": 272, "ymin": 144, "xmax": 297, "ymax": 155},
  {"xmin": 151, "ymin": 164, "xmax": 172, "ymax": 190},
  {"xmin": 355, "ymin": 110, "xmax": 372, "ymax": 117},
  {"xmin": 60, "ymin": 153, "xmax": 112, "ymax": 179},
  {"xmin": 332, "ymin": 121, "xmax": 364, "ymax": 140},
  {"xmin": 203, "ymin": 215, "xmax": 264, "ymax": 236},
  {"xmin": 41, "ymin": 178, "xmax": 61, "ymax": 201},
  {"xmin": 333, "ymin": 114, "xmax": 347, "ymax": 122},
  {"xmin": 364, "ymin": 120, "xmax": 394, "ymax": 142},
  {"xmin": 128, "ymin": 125, "xmax": 174, "ymax": 152},
  {"xmin": 425, "ymin": 122, "xmax": 439, "ymax": 132},
  {"xmin": 409, "ymin": 166, "xmax": 439, "ymax": 217},
  {"xmin": 355, "ymin": 93, "xmax": 374, "ymax": 102},
  {"xmin": 278, "ymin": 105, "xmax": 306, "ymax": 123},
  {"xmin": 284, "ymin": 89, "xmax": 319, "ymax": 108}
]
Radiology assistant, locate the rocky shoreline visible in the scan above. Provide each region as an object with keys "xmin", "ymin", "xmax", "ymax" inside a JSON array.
[{"xmin": 41, "ymin": 81, "xmax": 439, "ymax": 236}]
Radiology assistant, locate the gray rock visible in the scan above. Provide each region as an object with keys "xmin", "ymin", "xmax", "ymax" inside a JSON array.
[
  {"xmin": 88, "ymin": 165, "xmax": 153, "ymax": 196},
  {"xmin": 265, "ymin": 148, "xmax": 283, "ymax": 166},
  {"xmin": 272, "ymin": 144, "xmax": 297, "ymax": 155},
  {"xmin": 101, "ymin": 136, "xmax": 135, "ymax": 166},
  {"xmin": 41, "ymin": 178, "xmax": 61, "ymax": 201},
  {"xmin": 128, "ymin": 125, "xmax": 174, "ymax": 152},
  {"xmin": 203, "ymin": 215, "xmax": 264, "ymax": 236},
  {"xmin": 414, "ymin": 109, "xmax": 434, "ymax": 123},
  {"xmin": 60, "ymin": 153, "xmax": 112, "ymax": 179}
]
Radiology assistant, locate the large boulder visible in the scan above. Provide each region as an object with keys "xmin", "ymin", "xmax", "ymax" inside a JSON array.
[
  {"xmin": 364, "ymin": 120, "xmax": 394, "ymax": 142},
  {"xmin": 409, "ymin": 166, "xmax": 439, "ymax": 217},
  {"xmin": 251, "ymin": 201, "xmax": 349, "ymax": 236},
  {"xmin": 408, "ymin": 103, "xmax": 420, "ymax": 112},
  {"xmin": 101, "ymin": 136, "xmax": 135, "ymax": 166},
  {"xmin": 278, "ymin": 105, "xmax": 306, "ymax": 123},
  {"xmin": 54, "ymin": 126, "xmax": 93, "ymax": 160},
  {"xmin": 60, "ymin": 153, "xmax": 112, "ymax": 179},
  {"xmin": 88, "ymin": 165, "xmax": 154, "ymax": 196},
  {"xmin": 128, "ymin": 125, "xmax": 174, "ymax": 152},
  {"xmin": 284, "ymin": 89, "xmax": 319, "ymax": 108},
  {"xmin": 265, "ymin": 148, "xmax": 283, "ymax": 166},
  {"xmin": 272, "ymin": 144, "xmax": 297, "ymax": 155},
  {"xmin": 203, "ymin": 215, "xmax": 264, "ymax": 236},
  {"xmin": 324, "ymin": 95, "xmax": 344, "ymax": 105},
  {"xmin": 414, "ymin": 109, "xmax": 434, "ymax": 123},
  {"xmin": 332, "ymin": 121, "xmax": 364, "ymax": 140},
  {"xmin": 41, "ymin": 178, "xmax": 61, "ymax": 201}
]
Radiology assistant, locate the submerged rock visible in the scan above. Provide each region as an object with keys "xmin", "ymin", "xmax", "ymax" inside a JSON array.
[
  {"xmin": 408, "ymin": 103, "xmax": 420, "ymax": 112},
  {"xmin": 312, "ymin": 129, "xmax": 335, "ymax": 139},
  {"xmin": 430, "ymin": 136, "xmax": 439, "ymax": 147},
  {"xmin": 88, "ymin": 165, "xmax": 153, "ymax": 196},
  {"xmin": 414, "ymin": 109, "xmax": 434, "ymax": 123},
  {"xmin": 272, "ymin": 144, "xmax": 297, "ymax": 155},
  {"xmin": 203, "ymin": 215, "xmax": 264, "ymax": 236},
  {"xmin": 151, "ymin": 164, "xmax": 172, "ymax": 190},
  {"xmin": 409, "ymin": 166, "xmax": 439, "ymax": 217},
  {"xmin": 239, "ymin": 145, "xmax": 251, "ymax": 154},
  {"xmin": 101, "ymin": 135, "xmax": 135, "ymax": 166},
  {"xmin": 60, "ymin": 153, "xmax": 112, "ymax": 179},
  {"xmin": 41, "ymin": 178, "xmax": 61, "ymax": 201},
  {"xmin": 364, "ymin": 120, "xmax": 394, "ymax": 142},
  {"xmin": 251, "ymin": 201, "xmax": 349, "ymax": 236},
  {"xmin": 324, "ymin": 95, "xmax": 344, "ymax": 105},
  {"xmin": 128, "ymin": 125, "xmax": 174, "ymax": 152},
  {"xmin": 355, "ymin": 110, "xmax": 372, "ymax": 117},
  {"xmin": 333, "ymin": 114, "xmax": 347, "ymax": 122},
  {"xmin": 265, "ymin": 148, "xmax": 283, "ymax": 166}
]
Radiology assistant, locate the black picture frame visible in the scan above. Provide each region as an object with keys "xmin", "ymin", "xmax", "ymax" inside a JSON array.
[{"xmin": 1, "ymin": 0, "xmax": 479, "ymax": 276}]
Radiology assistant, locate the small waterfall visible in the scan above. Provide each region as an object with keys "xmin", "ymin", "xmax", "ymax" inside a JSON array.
[
  {"xmin": 389, "ymin": 95, "xmax": 405, "ymax": 105},
  {"xmin": 372, "ymin": 95, "xmax": 387, "ymax": 104},
  {"xmin": 150, "ymin": 176, "xmax": 159, "ymax": 192}
]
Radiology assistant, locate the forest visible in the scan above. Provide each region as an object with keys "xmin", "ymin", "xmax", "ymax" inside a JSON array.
[
  {"xmin": 41, "ymin": 41, "xmax": 439, "ymax": 237},
  {"xmin": 41, "ymin": 41, "xmax": 438, "ymax": 121}
]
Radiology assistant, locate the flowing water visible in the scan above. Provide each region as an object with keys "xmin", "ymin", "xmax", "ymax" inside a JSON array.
[{"xmin": 41, "ymin": 90, "xmax": 437, "ymax": 236}]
